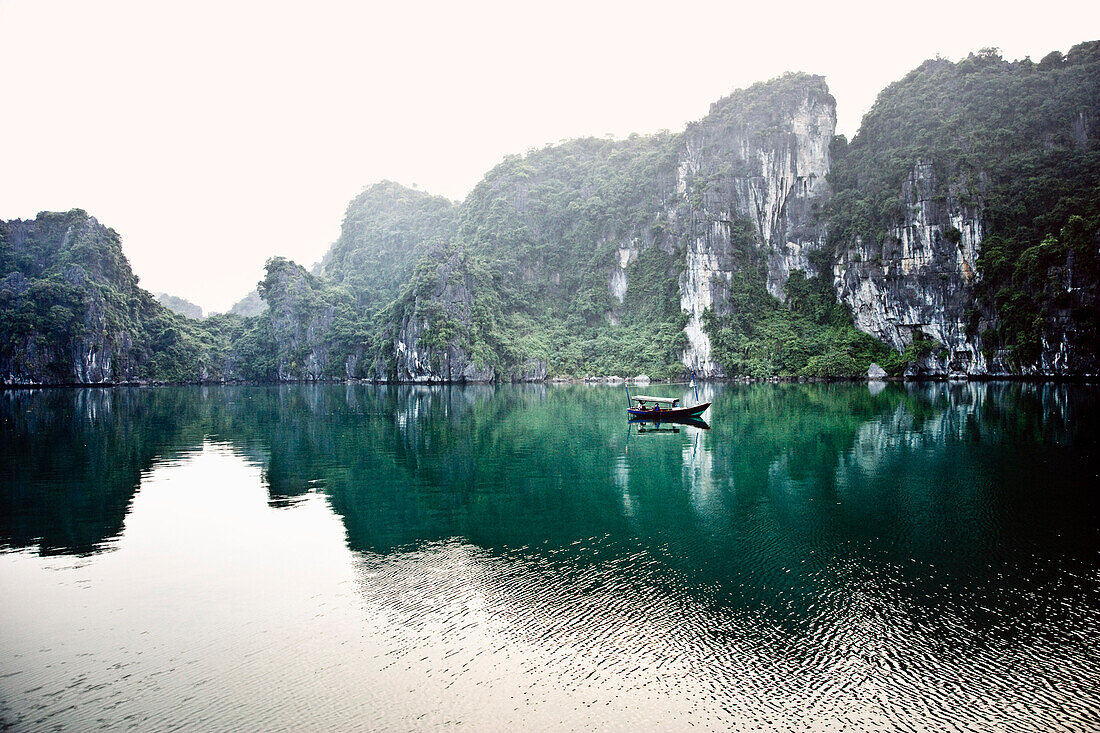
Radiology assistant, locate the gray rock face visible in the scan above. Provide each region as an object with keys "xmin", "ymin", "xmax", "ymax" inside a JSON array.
[
  {"xmin": 672, "ymin": 76, "xmax": 835, "ymax": 376},
  {"xmin": 510, "ymin": 359, "xmax": 548, "ymax": 383},
  {"xmin": 262, "ymin": 260, "xmax": 340, "ymax": 381},
  {"xmin": 867, "ymin": 363, "xmax": 887, "ymax": 379},
  {"xmin": 835, "ymin": 161, "xmax": 989, "ymax": 376},
  {"xmin": 395, "ymin": 249, "xmax": 494, "ymax": 383}
]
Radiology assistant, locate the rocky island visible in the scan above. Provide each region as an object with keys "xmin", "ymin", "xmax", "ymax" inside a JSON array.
[{"xmin": 2, "ymin": 42, "xmax": 1098, "ymax": 385}]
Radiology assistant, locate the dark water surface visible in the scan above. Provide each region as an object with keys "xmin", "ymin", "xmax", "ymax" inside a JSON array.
[{"xmin": 1, "ymin": 382, "xmax": 1098, "ymax": 731}]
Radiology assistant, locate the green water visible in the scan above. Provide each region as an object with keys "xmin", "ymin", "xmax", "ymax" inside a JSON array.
[{"xmin": 1, "ymin": 382, "xmax": 1097, "ymax": 730}]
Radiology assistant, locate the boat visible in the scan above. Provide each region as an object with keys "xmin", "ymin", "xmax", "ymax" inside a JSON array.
[
  {"xmin": 624, "ymin": 372, "xmax": 711, "ymax": 420},
  {"xmin": 627, "ymin": 395, "xmax": 711, "ymax": 420}
]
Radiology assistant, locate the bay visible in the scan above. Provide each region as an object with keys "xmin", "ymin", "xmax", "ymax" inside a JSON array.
[{"xmin": 1, "ymin": 382, "xmax": 1097, "ymax": 731}]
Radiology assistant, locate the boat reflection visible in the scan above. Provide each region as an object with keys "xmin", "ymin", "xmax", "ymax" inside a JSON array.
[{"xmin": 629, "ymin": 415, "xmax": 711, "ymax": 432}]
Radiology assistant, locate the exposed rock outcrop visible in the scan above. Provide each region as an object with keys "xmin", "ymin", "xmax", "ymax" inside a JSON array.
[
  {"xmin": 9, "ymin": 47, "xmax": 1098, "ymax": 384},
  {"xmin": 394, "ymin": 248, "xmax": 494, "ymax": 383},
  {"xmin": 867, "ymin": 363, "xmax": 887, "ymax": 380},
  {"xmin": 259, "ymin": 258, "xmax": 349, "ymax": 381},
  {"xmin": 673, "ymin": 74, "xmax": 835, "ymax": 375},
  {"xmin": 835, "ymin": 161, "xmax": 989, "ymax": 376}
]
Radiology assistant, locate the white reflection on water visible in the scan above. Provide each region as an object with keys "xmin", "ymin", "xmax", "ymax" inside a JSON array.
[
  {"xmin": 0, "ymin": 442, "xmax": 725, "ymax": 730},
  {"xmin": 1, "ymin": 442, "xmax": 362, "ymax": 730}
]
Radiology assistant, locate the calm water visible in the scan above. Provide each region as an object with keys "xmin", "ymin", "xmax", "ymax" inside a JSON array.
[{"xmin": 1, "ymin": 382, "xmax": 1098, "ymax": 731}]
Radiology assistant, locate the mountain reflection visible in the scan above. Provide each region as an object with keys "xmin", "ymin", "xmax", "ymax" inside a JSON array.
[
  {"xmin": 2, "ymin": 382, "xmax": 1095, "ymax": 570},
  {"xmin": 4, "ymin": 382, "xmax": 1098, "ymax": 731}
]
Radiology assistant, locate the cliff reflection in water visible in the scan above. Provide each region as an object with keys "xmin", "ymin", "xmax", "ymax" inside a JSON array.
[
  {"xmin": 3, "ymin": 381, "xmax": 1095, "ymax": 569},
  {"xmin": 3, "ymin": 381, "xmax": 1098, "ymax": 729}
]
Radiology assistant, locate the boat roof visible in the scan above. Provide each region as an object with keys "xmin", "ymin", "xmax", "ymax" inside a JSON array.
[{"xmin": 633, "ymin": 395, "xmax": 678, "ymax": 404}]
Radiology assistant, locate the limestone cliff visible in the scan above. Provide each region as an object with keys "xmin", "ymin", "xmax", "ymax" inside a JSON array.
[
  {"xmin": 828, "ymin": 42, "xmax": 1100, "ymax": 377},
  {"xmin": 393, "ymin": 247, "xmax": 494, "ymax": 383},
  {"xmin": 9, "ymin": 45, "xmax": 1098, "ymax": 384},
  {"xmin": 258, "ymin": 257, "xmax": 345, "ymax": 381},
  {"xmin": 835, "ymin": 161, "xmax": 989, "ymax": 376},
  {"xmin": 671, "ymin": 73, "xmax": 835, "ymax": 375},
  {"xmin": 1, "ymin": 211, "xmax": 165, "ymax": 384},
  {"xmin": 394, "ymin": 73, "xmax": 841, "ymax": 382}
]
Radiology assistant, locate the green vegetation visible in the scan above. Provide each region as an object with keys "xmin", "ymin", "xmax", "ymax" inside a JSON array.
[
  {"xmin": 704, "ymin": 228, "xmax": 893, "ymax": 377},
  {"xmin": 322, "ymin": 181, "xmax": 456, "ymax": 315},
  {"xmin": 828, "ymin": 42, "xmax": 1100, "ymax": 368},
  {"xmin": 705, "ymin": 71, "xmax": 834, "ymax": 138},
  {"xmin": 258, "ymin": 256, "xmax": 372, "ymax": 380},
  {"xmin": 0, "ymin": 210, "xmax": 276, "ymax": 383},
  {"xmin": 396, "ymin": 80, "xmax": 870, "ymax": 380},
  {"xmin": 422, "ymin": 134, "xmax": 689, "ymax": 378},
  {"xmin": 5, "ymin": 45, "xmax": 1099, "ymax": 383}
]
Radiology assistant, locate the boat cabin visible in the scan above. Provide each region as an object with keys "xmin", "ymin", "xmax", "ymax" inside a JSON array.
[{"xmin": 632, "ymin": 395, "xmax": 679, "ymax": 409}]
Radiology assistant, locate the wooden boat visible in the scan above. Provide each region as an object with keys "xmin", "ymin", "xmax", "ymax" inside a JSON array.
[
  {"xmin": 629, "ymin": 414, "xmax": 710, "ymax": 431},
  {"xmin": 627, "ymin": 394, "xmax": 711, "ymax": 420}
]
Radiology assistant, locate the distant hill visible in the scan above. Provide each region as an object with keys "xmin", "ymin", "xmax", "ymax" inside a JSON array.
[
  {"xmin": 228, "ymin": 289, "xmax": 266, "ymax": 317},
  {"xmin": 156, "ymin": 292, "xmax": 203, "ymax": 319}
]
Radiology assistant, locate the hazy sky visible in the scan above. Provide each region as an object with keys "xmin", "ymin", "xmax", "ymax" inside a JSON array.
[{"xmin": 2, "ymin": 1, "xmax": 1097, "ymax": 313}]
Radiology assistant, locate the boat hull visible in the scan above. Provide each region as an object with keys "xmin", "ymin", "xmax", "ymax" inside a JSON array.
[{"xmin": 627, "ymin": 402, "xmax": 710, "ymax": 420}]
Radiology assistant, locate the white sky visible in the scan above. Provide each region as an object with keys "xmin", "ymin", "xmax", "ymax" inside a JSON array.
[{"xmin": 2, "ymin": 0, "xmax": 1097, "ymax": 313}]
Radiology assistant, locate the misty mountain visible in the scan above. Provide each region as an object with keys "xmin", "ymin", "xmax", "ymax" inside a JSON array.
[
  {"xmin": 3, "ymin": 41, "xmax": 1097, "ymax": 384},
  {"xmin": 156, "ymin": 292, "xmax": 203, "ymax": 319}
]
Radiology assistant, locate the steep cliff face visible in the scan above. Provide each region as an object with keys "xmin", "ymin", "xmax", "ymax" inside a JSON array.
[
  {"xmin": 383, "ymin": 74, "xmax": 846, "ymax": 381},
  {"xmin": 672, "ymin": 74, "xmax": 835, "ymax": 375},
  {"xmin": 384, "ymin": 50, "xmax": 1098, "ymax": 381},
  {"xmin": 835, "ymin": 161, "xmax": 990, "ymax": 376},
  {"xmin": 828, "ymin": 42, "xmax": 1100, "ymax": 377},
  {"xmin": 1, "ymin": 211, "xmax": 162, "ymax": 384},
  {"xmin": 393, "ymin": 247, "xmax": 494, "ymax": 382},
  {"xmin": 314, "ymin": 182, "xmax": 461, "ymax": 381},
  {"xmin": 10, "ymin": 46, "xmax": 1097, "ymax": 384},
  {"xmin": 258, "ymin": 258, "xmax": 345, "ymax": 380}
]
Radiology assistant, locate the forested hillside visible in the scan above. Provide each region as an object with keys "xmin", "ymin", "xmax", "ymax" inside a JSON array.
[
  {"xmin": 829, "ymin": 41, "xmax": 1100, "ymax": 375},
  {"xmin": 0, "ymin": 211, "xmax": 275, "ymax": 383},
  {"xmin": 0, "ymin": 210, "xmax": 207, "ymax": 383},
  {"xmin": 394, "ymin": 134, "xmax": 691, "ymax": 380},
  {"xmin": 389, "ymin": 74, "xmax": 892, "ymax": 381},
  {"xmin": 3, "ymin": 41, "xmax": 1098, "ymax": 385}
]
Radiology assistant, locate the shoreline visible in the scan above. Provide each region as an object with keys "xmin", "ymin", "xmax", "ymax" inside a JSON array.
[{"xmin": 4, "ymin": 373, "xmax": 1098, "ymax": 390}]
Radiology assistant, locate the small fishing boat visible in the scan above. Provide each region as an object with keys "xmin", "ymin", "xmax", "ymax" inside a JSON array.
[
  {"xmin": 627, "ymin": 395, "xmax": 711, "ymax": 419},
  {"xmin": 625, "ymin": 374, "xmax": 710, "ymax": 420}
]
